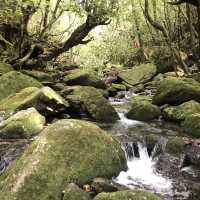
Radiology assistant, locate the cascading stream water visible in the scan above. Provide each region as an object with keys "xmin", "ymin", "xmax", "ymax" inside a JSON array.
[{"xmin": 114, "ymin": 142, "xmax": 172, "ymax": 195}]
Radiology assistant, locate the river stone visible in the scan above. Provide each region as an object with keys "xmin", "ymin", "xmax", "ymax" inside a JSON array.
[
  {"xmin": 93, "ymin": 190, "xmax": 161, "ymax": 200},
  {"xmin": 0, "ymin": 71, "xmax": 42, "ymax": 101},
  {"xmin": 0, "ymin": 86, "xmax": 69, "ymax": 119},
  {"xmin": 153, "ymin": 77, "xmax": 200, "ymax": 106},
  {"xmin": 166, "ymin": 137, "xmax": 185, "ymax": 156},
  {"xmin": 21, "ymin": 70, "xmax": 53, "ymax": 82},
  {"xmin": 63, "ymin": 183, "xmax": 91, "ymax": 200},
  {"xmin": 163, "ymin": 100, "xmax": 200, "ymax": 122},
  {"xmin": 185, "ymin": 145, "xmax": 200, "ymax": 167},
  {"xmin": 118, "ymin": 63, "xmax": 157, "ymax": 86},
  {"xmin": 182, "ymin": 114, "xmax": 200, "ymax": 138},
  {"xmin": 0, "ymin": 62, "xmax": 14, "ymax": 75},
  {"xmin": 63, "ymin": 69, "xmax": 106, "ymax": 89},
  {"xmin": 0, "ymin": 107, "xmax": 45, "ymax": 139},
  {"xmin": 127, "ymin": 96, "xmax": 161, "ymax": 121},
  {"xmin": 61, "ymin": 86, "xmax": 119, "ymax": 123},
  {"xmin": 0, "ymin": 119, "xmax": 126, "ymax": 200}
]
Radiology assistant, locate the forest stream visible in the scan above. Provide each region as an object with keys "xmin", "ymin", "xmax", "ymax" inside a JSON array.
[{"xmin": 99, "ymin": 91, "xmax": 200, "ymax": 200}]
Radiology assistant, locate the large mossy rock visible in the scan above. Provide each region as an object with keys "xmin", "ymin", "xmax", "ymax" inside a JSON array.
[
  {"xmin": 0, "ymin": 107, "xmax": 45, "ymax": 139},
  {"xmin": 119, "ymin": 63, "xmax": 157, "ymax": 86},
  {"xmin": 153, "ymin": 77, "xmax": 200, "ymax": 106},
  {"xmin": 182, "ymin": 114, "xmax": 200, "ymax": 138},
  {"xmin": 94, "ymin": 190, "xmax": 161, "ymax": 200},
  {"xmin": 166, "ymin": 137, "xmax": 185, "ymax": 156},
  {"xmin": 61, "ymin": 86, "xmax": 119, "ymax": 123},
  {"xmin": 127, "ymin": 96, "xmax": 161, "ymax": 121},
  {"xmin": 0, "ymin": 119, "xmax": 126, "ymax": 200},
  {"xmin": 0, "ymin": 71, "xmax": 42, "ymax": 101},
  {"xmin": 63, "ymin": 69, "xmax": 106, "ymax": 89},
  {"xmin": 163, "ymin": 100, "xmax": 200, "ymax": 122},
  {"xmin": 0, "ymin": 86, "xmax": 69, "ymax": 119},
  {"xmin": 0, "ymin": 62, "xmax": 14, "ymax": 75},
  {"xmin": 22, "ymin": 70, "xmax": 53, "ymax": 82}
]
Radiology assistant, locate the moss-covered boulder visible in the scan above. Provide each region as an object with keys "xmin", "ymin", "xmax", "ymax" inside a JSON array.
[
  {"xmin": 127, "ymin": 96, "xmax": 161, "ymax": 121},
  {"xmin": 0, "ymin": 71, "xmax": 42, "ymax": 101},
  {"xmin": 0, "ymin": 107, "xmax": 45, "ymax": 139},
  {"xmin": 182, "ymin": 114, "xmax": 200, "ymax": 138},
  {"xmin": 61, "ymin": 86, "xmax": 119, "ymax": 123},
  {"xmin": 0, "ymin": 62, "xmax": 14, "ymax": 75},
  {"xmin": 63, "ymin": 183, "xmax": 91, "ymax": 200},
  {"xmin": 94, "ymin": 190, "xmax": 161, "ymax": 200},
  {"xmin": 119, "ymin": 63, "xmax": 157, "ymax": 86},
  {"xmin": 0, "ymin": 87, "xmax": 69, "ymax": 119},
  {"xmin": 0, "ymin": 119, "xmax": 126, "ymax": 200},
  {"xmin": 166, "ymin": 137, "xmax": 185, "ymax": 155},
  {"xmin": 108, "ymin": 83, "xmax": 126, "ymax": 96},
  {"xmin": 63, "ymin": 69, "xmax": 106, "ymax": 89},
  {"xmin": 22, "ymin": 70, "xmax": 53, "ymax": 82},
  {"xmin": 153, "ymin": 77, "xmax": 200, "ymax": 106},
  {"xmin": 163, "ymin": 100, "xmax": 200, "ymax": 122}
]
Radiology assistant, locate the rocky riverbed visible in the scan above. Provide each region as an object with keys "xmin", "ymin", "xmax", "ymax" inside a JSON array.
[{"xmin": 0, "ymin": 62, "xmax": 200, "ymax": 199}]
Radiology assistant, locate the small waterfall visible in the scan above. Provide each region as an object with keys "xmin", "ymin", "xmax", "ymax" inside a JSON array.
[
  {"xmin": 114, "ymin": 141, "xmax": 172, "ymax": 195},
  {"xmin": 118, "ymin": 112, "xmax": 142, "ymax": 127}
]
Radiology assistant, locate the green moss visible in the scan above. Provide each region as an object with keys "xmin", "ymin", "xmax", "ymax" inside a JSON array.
[
  {"xmin": 0, "ymin": 62, "xmax": 14, "ymax": 74},
  {"xmin": 0, "ymin": 87, "xmax": 69, "ymax": 118},
  {"xmin": 94, "ymin": 190, "xmax": 161, "ymax": 200},
  {"xmin": 163, "ymin": 100, "xmax": 200, "ymax": 122},
  {"xmin": 0, "ymin": 71, "xmax": 42, "ymax": 101},
  {"xmin": 145, "ymin": 134, "xmax": 160, "ymax": 147},
  {"xmin": 119, "ymin": 63, "xmax": 157, "ymax": 86},
  {"xmin": 63, "ymin": 183, "xmax": 91, "ymax": 200},
  {"xmin": 63, "ymin": 69, "xmax": 106, "ymax": 89},
  {"xmin": 153, "ymin": 77, "xmax": 200, "ymax": 106},
  {"xmin": 111, "ymin": 83, "xmax": 126, "ymax": 91},
  {"xmin": 127, "ymin": 96, "xmax": 161, "ymax": 121},
  {"xmin": 21, "ymin": 70, "xmax": 53, "ymax": 82},
  {"xmin": 182, "ymin": 114, "xmax": 200, "ymax": 138},
  {"xmin": 166, "ymin": 137, "xmax": 185, "ymax": 155},
  {"xmin": 62, "ymin": 86, "xmax": 119, "ymax": 123},
  {"xmin": 0, "ymin": 107, "xmax": 45, "ymax": 139},
  {"xmin": 0, "ymin": 119, "xmax": 126, "ymax": 200}
]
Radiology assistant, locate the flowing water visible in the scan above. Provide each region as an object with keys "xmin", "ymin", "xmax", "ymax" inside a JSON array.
[
  {"xmin": 115, "ymin": 142, "xmax": 172, "ymax": 195},
  {"xmin": 105, "ymin": 93, "xmax": 200, "ymax": 200}
]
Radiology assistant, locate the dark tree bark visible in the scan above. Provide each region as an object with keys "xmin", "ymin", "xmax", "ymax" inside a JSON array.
[{"xmin": 38, "ymin": 14, "xmax": 111, "ymax": 62}]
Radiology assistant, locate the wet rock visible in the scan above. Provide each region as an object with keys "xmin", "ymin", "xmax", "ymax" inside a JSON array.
[
  {"xmin": 0, "ymin": 86, "xmax": 69, "ymax": 119},
  {"xmin": 91, "ymin": 177, "xmax": 118, "ymax": 194},
  {"xmin": 182, "ymin": 114, "xmax": 200, "ymax": 138},
  {"xmin": 0, "ymin": 71, "xmax": 42, "ymax": 101},
  {"xmin": 0, "ymin": 62, "xmax": 14, "ymax": 75},
  {"xmin": 166, "ymin": 137, "xmax": 185, "ymax": 156},
  {"xmin": 119, "ymin": 63, "xmax": 157, "ymax": 86},
  {"xmin": 163, "ymin": 100, "xmax": 200, "ymax": 122},
  {"xmin": 63, "ymin": 183, "xmax": 91, "ymax": 200},
  {"xmin": 0, "ymin": 119, "xmax": 126, "ymax": 200},
  {"xmin": 61, "ymin": 86, "xmax": 119, "ymax": 123},
  {"xmin": 63, "ymin": 69, "xmax": 106, "ymax": 89},
  {"xmin": 153, "ymin": 77, "xmax": 200, "ymax": 106},
  {"xmin": 127, "ymin": 96, "xmax": 161, "ymax": 121},
  {"xmin": 145, "ymin": 134, "xmax": 160, "ymax": 154},
  {"xmin": 185, "ymin": 145, "xmax": 200, "ymax": 167},
  {"xmin": 108, "ymin": 84, "xmax": 126, "ymax": 96},
  {"xmin": 0, "ymin": 108, "xmax": 45, "ymax": 139},
  {"xmin": 93, "ymin": 190, "xmax": 161, "ymax": 200}
]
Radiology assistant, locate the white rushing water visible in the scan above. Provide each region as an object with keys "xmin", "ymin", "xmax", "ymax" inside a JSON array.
[
  {"xmin": 118, "ymin": 112, "xmax": 142, "ymax": 127},
  {"xmin": 114, "ymin": 142, "xmax": 172, "ymax": 195}
]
